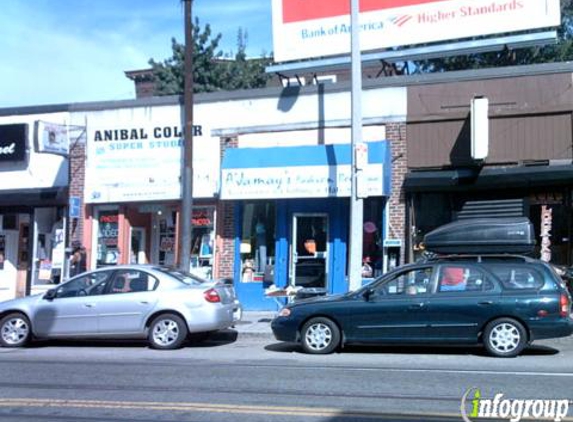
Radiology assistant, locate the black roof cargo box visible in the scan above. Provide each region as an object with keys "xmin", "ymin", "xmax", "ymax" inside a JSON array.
[{"xmin": 423, "ymin": 218, "xmax": 535, "ymax": 255}]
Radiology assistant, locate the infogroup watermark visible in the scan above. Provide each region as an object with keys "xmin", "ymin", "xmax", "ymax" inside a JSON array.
[{"xmin": 461, "ymin": 387, "xmax": 571, "ymax": 422}]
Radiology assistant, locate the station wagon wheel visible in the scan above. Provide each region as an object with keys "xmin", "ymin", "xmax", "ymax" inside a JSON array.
[
  {"xmin": 148, "ymin": 314, "xmax": 188, "ymax": 350},
  {"xmin": 483, "ymin": 318, "xmax": 527, "ymax": 358},
  {"xmin": 301, "ymin": 317, "xmax": 340, "ymax": 354},
  {"xmin": 0, "ymin": 313, "xmax": 31, "ymax": 348}
]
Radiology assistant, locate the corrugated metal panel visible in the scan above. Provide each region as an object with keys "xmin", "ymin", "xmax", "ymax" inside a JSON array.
[
  {"xmin": 408, "ymin": 112, "xmax": 573, "ymax": 169},
  {"xmin": 454, "ymin": 199, "xmax": 527, "ymax": 220},
  {"xmin": 491, "ymin": 114, "xmax": 572, "ymax": 162}
]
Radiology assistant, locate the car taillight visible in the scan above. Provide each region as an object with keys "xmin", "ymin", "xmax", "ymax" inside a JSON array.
[
  {"xmin": 560, "ymin": 294, "xmax": 570, "ymax": 317},
  {"xmin": 204, "ymin": 288, "xmax": 221, "ymax": 303}
]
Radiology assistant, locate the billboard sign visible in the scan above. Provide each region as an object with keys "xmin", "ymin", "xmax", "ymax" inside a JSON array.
[{"xmin": 272, "ymin": 0, "xmax": 561, "ymax": 62}]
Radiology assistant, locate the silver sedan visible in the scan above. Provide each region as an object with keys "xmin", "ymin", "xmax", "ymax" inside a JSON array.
[{"xmin": 0, "ymin": 265, "xmax": 242, "ymax": 350}]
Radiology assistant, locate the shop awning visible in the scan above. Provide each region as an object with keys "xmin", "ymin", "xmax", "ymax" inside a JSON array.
[
  {"xmin": 221, "ymin": 141, "xmax": 391, "ymax": 200},
  {"xmin": 0, "ymin": 187, "xmax": 67, "ymax": 207},
  {"xmin": 404, "ymin": 164, "xmax": 573, "ymax": 192}
]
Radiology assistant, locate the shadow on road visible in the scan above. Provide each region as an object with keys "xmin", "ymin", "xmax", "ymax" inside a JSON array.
[
  {"xmin": 24, "ymin": 330, "xmax": 239, "ymax": 350},
  {"xmin": 264, "ymin": 342, "xmax": 560, "ymax": 357}
]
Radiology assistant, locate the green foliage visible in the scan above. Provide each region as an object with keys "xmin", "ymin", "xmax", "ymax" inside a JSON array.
[
  {"xmin": 148, "ymin": 19, "xmax": 272, "ymax": 95},
  {"xmin": 415, "ymin": 2, "xmax": 573, "ymax": 72}
]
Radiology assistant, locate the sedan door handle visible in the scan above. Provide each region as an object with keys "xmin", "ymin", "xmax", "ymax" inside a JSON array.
[
  {"xmin": 139, "ymin": 301, "xmax": 150, "ymax": 305},
  {"xmin": 409, "ymin": 303, "xmax": 424, "ymax": 309},
  {"xmin": 478, "ymin": 301, "xmax": 493, "ymax": 306},
  {"xmin": 84, "ymin": 303, "xmax": 95, "ymax": 308}
]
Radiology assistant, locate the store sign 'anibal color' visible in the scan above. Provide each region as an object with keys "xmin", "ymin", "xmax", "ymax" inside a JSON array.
[{"xmin": 272, "ymin": 0, "xmax": 561, "ymax": 62}]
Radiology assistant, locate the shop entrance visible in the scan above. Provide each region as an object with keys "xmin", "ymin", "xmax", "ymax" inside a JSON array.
[
  {"xmin": 290, "ymin": 214, "xmax": 328, "ymax": 289},
  {"xmin": 130, "ymin": 227, "xmax": 146, "ymax": 264}
]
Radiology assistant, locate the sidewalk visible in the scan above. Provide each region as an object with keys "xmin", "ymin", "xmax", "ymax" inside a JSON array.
[{"xmin": 232, "ymin": 311, "xmax": 277, "ymax": 339}]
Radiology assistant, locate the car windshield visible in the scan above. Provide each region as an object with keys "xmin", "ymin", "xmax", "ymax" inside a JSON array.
[{"xmin": 154, "ymin": 267, "xmax": 207, "ymax": 286}]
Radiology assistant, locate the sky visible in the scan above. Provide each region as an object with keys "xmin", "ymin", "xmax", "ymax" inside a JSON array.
[{"xmin": 0, "ymin": 0, "xmax": 273, "ymax": 108}]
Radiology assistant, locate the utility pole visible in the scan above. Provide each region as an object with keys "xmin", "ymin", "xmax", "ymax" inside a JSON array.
[
  {"xmin": 179, "ymin": 0, "xmax": 194, "ymax": 272},
  {"xmin": 348, "ymin": 0, "xmax": 364, "ymax": 291}
]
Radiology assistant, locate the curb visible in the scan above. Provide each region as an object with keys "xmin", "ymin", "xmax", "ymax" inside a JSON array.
[{"xmin": 215, "ymin": 328, "xmax": 275, "ymax": 341}]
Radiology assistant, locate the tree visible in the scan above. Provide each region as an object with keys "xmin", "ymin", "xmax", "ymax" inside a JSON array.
[
  {"xmin": 415, "ymin": 2, "xmax": 573, "ymax": 72},
  {"xmin": 148, "ymin": 19, "xmax": 272, "ymax": 95},
  {"xmin": 218, "ymin": 28, "xmax": 272, "ymax": 91}
]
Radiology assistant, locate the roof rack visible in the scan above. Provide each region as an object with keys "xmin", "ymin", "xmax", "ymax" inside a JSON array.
[{"xmin": 421, "ymin": 253, "xmax": 537, "ymax": 264}]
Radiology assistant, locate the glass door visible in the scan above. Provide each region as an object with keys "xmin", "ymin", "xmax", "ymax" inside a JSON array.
[
  {"xmin": 130, "ymin": 227, "xmax": 146, "ymax": 264},
  {"xmin": 290, "ymin": 214, "xmax": 328, "ymax": 289}
]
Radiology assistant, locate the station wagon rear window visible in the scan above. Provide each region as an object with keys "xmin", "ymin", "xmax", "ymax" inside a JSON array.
[
  {"xmin": 155, "ymin": 267, "xmax": 206, "ymax": 286},
  {"xmin": 488, "ymin": 265, "xmax": 544, "ymax": 290}
]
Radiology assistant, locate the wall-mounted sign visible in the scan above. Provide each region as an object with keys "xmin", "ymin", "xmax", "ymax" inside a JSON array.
[
  {"xmin": 85, "ymin": 118, "xmax": 219, "ymax": 203},
  {"xmin": 221, "ymin": 141, "xmax": 390, "ymax": 200},
  {"xmin": 272, "ymin": 0, "xmax": 561, "ymax": 62},
  {"xmin": 35, "ymin": 121, "xmax": 69, "ymax": 156},
  {"xmin": 383, "ymin": 239, "xmax": 402, "ymax": 248},
  {"xmin": 222, "ymin": 164, "xmax": 384, "ymax": 200},
  {"xmin": 0, "ymin": 124, "xmax": 27, "ymax": 163},
  {"xmin": 69, "ymin": 197, "xmax": 81, "ymax": 219}
]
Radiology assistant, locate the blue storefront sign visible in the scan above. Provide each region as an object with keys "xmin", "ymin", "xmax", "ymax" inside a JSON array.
[{"xmin": 69, "ymin": 197, "xmax": 81, "ymax": 219}]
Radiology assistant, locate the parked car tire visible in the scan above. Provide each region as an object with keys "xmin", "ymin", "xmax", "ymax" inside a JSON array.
[
  {"xmin": 148, "ymin": 314, "xmax": 188, "ymax": 350},
  {"xmin": 301, "ymin": 317, "xmax": 340, "ymax": 354},
  {"xmin": 0, "ymin": 313, "xmax": 31, "ymax": 348},
  {"xmin": 483, "ymin": 318, "xmax": 527, "ymax": 358}
]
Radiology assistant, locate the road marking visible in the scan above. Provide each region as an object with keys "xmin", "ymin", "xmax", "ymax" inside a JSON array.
[
  {"xmin": 1, "ymin": 397, "xmax": 573, "ymax": 421},
  {"xmin": 0, "ymin": 398, "xmax": 462, "ymax": 420},
  {"xmin": 323, "ymin": 366, "xmax": 573, "ymax": 378}
]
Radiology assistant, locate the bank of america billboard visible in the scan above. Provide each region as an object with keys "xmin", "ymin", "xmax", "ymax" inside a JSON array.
[{"xmin": 272, "ymin": 0, "xmax": 561, "ymax": 62}]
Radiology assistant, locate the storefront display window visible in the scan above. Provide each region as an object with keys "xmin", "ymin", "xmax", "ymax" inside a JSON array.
[
  {"xmin": 240, "ymin": 202, "xmax": 275, "ymax": 283},
  {"xmin": 190, "ymin": 206, "xmax": 215, "ymax": 279},
  {"xmin": 97, "ymin": 210, "xmax": 119, "ymax": 267},
  {"xmin": 363, "ymin": 198, "xmax": 384, "ymax": 277},
  {"xmin": 158, "ymin": 211, "xmax": 176, "ymax": 266},
  {"xmin": 31, "ymin": 208, "xmax": 65, "ymax": 286}
]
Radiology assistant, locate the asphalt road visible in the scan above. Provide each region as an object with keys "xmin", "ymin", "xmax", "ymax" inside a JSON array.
[{"xmin": 0, "ymin": 332, "xmax": 572, "ymax": 422}]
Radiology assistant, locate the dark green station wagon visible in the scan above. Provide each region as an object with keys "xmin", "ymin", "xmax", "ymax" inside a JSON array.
[{"xmin": 271, "ymin": 255, "xmax": 573, "ymax": 357}]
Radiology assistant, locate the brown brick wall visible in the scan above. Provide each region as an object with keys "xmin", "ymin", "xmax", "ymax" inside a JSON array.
[
  {"xmin": 68, "ymin": 136, "xmax": 86, "ymax": 247},
  {"xmin": 386, "ymin": 122, "xmax": 407, "ymax": 265},
  {"xmin": 216, "ymin": 136, "xmax": 238, "ymax": 279}
]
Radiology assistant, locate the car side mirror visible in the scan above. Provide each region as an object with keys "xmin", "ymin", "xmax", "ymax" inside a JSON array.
[
  {"xmin": 362, "ymin": 289, "xmax": 373, "ymax": 301},
  {"xmin": 43, "ymin": 289, "xmax": 57, "ymax": 301}
]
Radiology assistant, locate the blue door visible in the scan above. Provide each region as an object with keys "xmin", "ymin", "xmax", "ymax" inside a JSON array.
[{"xmin": 234, "ymin": 199, "xmax": 348, "ymax": 311}]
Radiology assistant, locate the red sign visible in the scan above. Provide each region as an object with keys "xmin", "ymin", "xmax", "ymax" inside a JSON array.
[{"xmin": 282, "ymin": 0, "xmax": 443, "ymax": 23}]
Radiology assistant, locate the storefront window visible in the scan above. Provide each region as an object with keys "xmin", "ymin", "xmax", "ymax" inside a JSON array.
[
  {"xmin": 363, "ymin": 198, "xmax": 384, "ymax": 277},
  {"xmin": 240, "ymin": 202, "xmax": 275, "ymax": 283},
  {"xmin": 157, "ymin": 211, "xmax": 177, "ymax": 266},
  {"xmin": 97, "ymin": 210, "xmax": 119, "ymax": 267},
  {"xmin": 33, "ymin": 208, "xmax": 65, "ymax": 286},
  {"xmin": 411, "ymin": 193, "xmax": 451, "ymax": 261},
  {"xmin": 190, "ymin": 206, "xmax": 215, "ymax": 279}
]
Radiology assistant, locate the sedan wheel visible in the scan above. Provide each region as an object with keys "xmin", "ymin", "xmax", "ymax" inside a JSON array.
[
  {"xmin": 148, "ymin": 314, "xmax": 188, "ymax": 350},
  {"xmin": 0, "ymin": 313, "xmax": 31, "ymax": 348},
  {"xmin": 301, "ymin": 317, "xmax": 340, "ymax": 354},
  {"xmin": 484, "ymin": 318, "xmax": 527, "ymax": 358}
]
